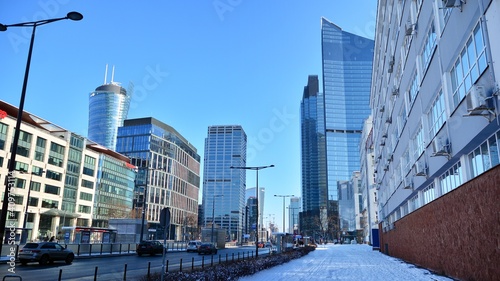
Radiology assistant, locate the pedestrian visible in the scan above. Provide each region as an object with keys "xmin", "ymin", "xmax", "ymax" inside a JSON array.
[{"xmin": 49, "ymin": 236, "xmax": 55, "ymax": 242}]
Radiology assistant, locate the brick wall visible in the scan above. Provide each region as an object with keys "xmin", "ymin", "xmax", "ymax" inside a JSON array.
[{"xmin": 379, "ymin": 165, "xmax": 500, "ymax": 281}]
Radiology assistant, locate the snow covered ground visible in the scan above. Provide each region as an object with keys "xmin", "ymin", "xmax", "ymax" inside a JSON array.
[{"xmin": 238, "ymin": 244, "xmax": 455, "ymax": 281}]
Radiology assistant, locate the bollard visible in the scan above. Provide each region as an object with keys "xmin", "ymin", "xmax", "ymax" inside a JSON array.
[
  {"xmin": 58, "ymin": 269, "xmax": 62, "ymax": 281},
  {"xmin": 119, "ymin": 243, "xmax": 122, "ymax": 253},
  {"xmin": 180, "ymin": 258, "xmax": 183, "ymax": 272},
  {"xmin": 218, "ymin": 254, "xmax": 221, "ymax": 264},
  {"xmin": 238, "ymin": 252, "xmax": 240, "ymax": 261},
  {"xmin": 211, "ymin": 254, "xmax": 213, "ymax": 266},
  {"xmin": 147, "ymin": 262, "xmax": 151, "ymax": 279},
  {"xmin": 232, "ymin": 253, "xmax": 234, "ymax": 262},
  {"xmin": 192, "ymin": 257, "xmax": 194, "ymax": 270},
  {"xmin": 166, "ymin": 260, "xmax": 169, "ymax": 272},
  {"xmin": 123, "ymin": 263, "xmax": 127, "ymax": 281},
  {"xmin": 94, "ymin": 266, "xmax": 98, "ymax": 281},
  {"xmin": 77, "ymin": 244, "xmax": 81, "ymax": 256},
  {"xmin": 89, "ymin": 244, "xmax": 92, "ymax": 256},
  {"xmin": 226, "ymin": 253, "xmax": 228, "ymax": 263},
  {"xmin": 202, "ymin": 256, "xmax": 205, "ymax": 268},
  {"xmin": 100, "ymin": 244, "xmax": 103, "ymax": 255}
]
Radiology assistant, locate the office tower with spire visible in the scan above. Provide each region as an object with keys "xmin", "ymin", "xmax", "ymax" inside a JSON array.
[{"xmin": 88, "ymin": 65, "xmax": 131, "ymax": 150}]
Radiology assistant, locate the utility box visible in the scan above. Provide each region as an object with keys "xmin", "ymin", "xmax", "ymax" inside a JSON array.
[{"xmin": 201, "ymin": 227, "xmax": 226, "ymax": 249}]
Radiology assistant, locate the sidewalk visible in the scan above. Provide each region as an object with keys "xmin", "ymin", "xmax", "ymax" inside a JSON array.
[{"xmin": 239, "ymin": 244, "xmax": 456, "ymax": 281}]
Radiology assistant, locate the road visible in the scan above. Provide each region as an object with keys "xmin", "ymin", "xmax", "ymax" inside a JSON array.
[{"xmin": 0, "ymin": 246, "xmax": 270, "ymax": 281}]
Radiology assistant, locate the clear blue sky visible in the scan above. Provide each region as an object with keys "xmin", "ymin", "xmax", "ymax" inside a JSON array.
[{"xmin": 0, "ymin": 1, "xmax": 377, "ymax": 232}]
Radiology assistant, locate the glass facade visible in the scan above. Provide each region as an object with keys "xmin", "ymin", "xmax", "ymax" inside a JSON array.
[
  {"xmin": 88, "ymin": 83, "xmax": 130, "ymax": 150},
  {"xmin": 300, "ymin": 75, "xmax": 327, "ymax": 213},
  {"xmin": 116, "ymin": 117, "xmax": 200, "ymax": 240},
  {"xmin": 202, "ymin": 125, "xmax": 247, "ymax": 242},
  {"xmin": 321, "ymin": 18, "xmax": 373, "ymax": 201}
]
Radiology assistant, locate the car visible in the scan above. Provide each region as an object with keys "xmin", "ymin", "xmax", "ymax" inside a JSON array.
[
  {"xmin": 257, "ymin": 241, "xmax": 265, "ymax": 248},
  {"xmin": 197, "ymin": 243, "xmax": 217, "ymax": 255},
  {"xmin": 136, "ymin": 240, "xmax": 164, "ymax": 256},
  {"xmin": 186, "ymin": 240, "xmax": 202, "ymax": 252},
  {"xmin": 18, "ymin": 242, "xmax": 75, "ymax": 265},
  {"xmin": 265, "ymin": 242, "xmax": 273, "ymax": 248}
]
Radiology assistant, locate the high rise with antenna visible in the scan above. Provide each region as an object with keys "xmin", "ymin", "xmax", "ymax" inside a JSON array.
[{"xmin": 88, "ymin": 65, "xmax": 131, "ymax": 150}]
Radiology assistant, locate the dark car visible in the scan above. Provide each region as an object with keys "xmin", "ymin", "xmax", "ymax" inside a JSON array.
[
  {"xmin": 136, "ymin": 240, "xmax": 164, "ymax": 256},
  {"xmin": 18, "ymin": 242, "xmax": 74, "ymax": 265},
  {"xmin": 197, "ymin": 243, "xmax": 217, "ymax": 255}
]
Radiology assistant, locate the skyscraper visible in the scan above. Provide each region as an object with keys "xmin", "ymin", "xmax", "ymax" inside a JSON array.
[
  {"xmin": 202, "ymin": 125, "xmax": 247, "ymax": 242},
  {"xmin": 116, "ymin": 117, "xmax": 200, "ymax": 240},
  {"xmin": 321, "ymin": 17, "xmax": 374, "ymax": 201},
  {"xmin": 88, "ymin": 66, "xmax": 131, "ymax": 150}
]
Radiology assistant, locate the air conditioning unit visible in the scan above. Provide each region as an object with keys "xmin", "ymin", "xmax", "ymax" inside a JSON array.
[
  {"xmin": 383, "ymin": 164, "xmax": 389, "ymax": 171},
  {"xmin": 380, "ymin": 105, "xmax": 385, "ymax": 112},
  {"xmin": 392, "ymin": 86, "xmax": 399, "ymax": 96},
  {"xmin": 415, "ymin": 161, "xmax": 427, "ymax": 177},
  {"xmin": 382, "ymin": 131, "xmax": 388, "ymax": 138},
  {"xmin": 405, "ymin": 22, "xmax": 417, "ymax": 36},
  {"xmin": 404, "ymin": 177, "xmax": 413, "ymax": 189},
  {"xmin": 388, "ymin": 56, "xmax": 395, "ymax": 73},
  {"xmin": 432, "ymin": 137, "xmax": 451, "ymax": 157},
  {"xmin": 381, "ymin": 140, "xmax": 386, "ymax": 146},
  {"xmin": 466, "ymin": 85, "xmax": 491, "ymax": 113},
  {"xmin": 386, "ymin": 116, "xmax": 392, "ymax": 124},
  {"xmin": 442, "ymin": 0, "xmax": 457, "ymax": 8},
  {"xmin": 387, "ymin": 153, "xmax": 393, "ymax": 162}
]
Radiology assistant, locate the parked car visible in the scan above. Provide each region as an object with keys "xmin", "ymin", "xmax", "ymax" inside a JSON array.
[
  {"xmin": 265, "ymin": 242, "xmax": 273, "ymax": 248},
  {"xmin": 257, "ymin": 241, "xmax": 265, "ymax": 248},
  {"xmin": 186, "ymin": 240, "xmax": 202, "ymax": 252},
  {"xmin": 197, "ymin": 243, "xmax": 217, "ymax": 255},
  {"xmin": 18, "ymin": 242, "xmax": 75, "ymax": 265},
  {"xmin": 136, "ymin": 240, "xmax": 164, "ymax": 256}
]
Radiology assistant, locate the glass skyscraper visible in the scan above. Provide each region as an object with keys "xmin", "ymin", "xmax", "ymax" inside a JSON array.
[
  {"xmin": 88, "ymin": 82, "xmax": 131, "ymax": 150},
  {"xmin": 321, "ymin": 17, "xmax": 374, "ymax": 200},
  {"xmin": 116, "ymin": 117, "xmax": 200, "ymax": 240},
  {"xmin": 202, "ymin": 125, "xmax": 247, "ymax": 242}
]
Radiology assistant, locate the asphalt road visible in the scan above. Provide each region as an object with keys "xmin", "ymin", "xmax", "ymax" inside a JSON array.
[{"xmin": 0, "ymin": 246, "xmax": 270, "ymax": 281}]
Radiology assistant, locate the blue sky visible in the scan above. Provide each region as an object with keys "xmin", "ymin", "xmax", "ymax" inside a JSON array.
[{"xmin": 0, "ymin": 1, "xmax": 377, "ymax": 232}]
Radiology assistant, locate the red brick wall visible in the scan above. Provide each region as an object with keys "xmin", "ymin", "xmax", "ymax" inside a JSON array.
[{"xmin": 379, "ymin": 165, "xmax": 500, "ymax": 281}]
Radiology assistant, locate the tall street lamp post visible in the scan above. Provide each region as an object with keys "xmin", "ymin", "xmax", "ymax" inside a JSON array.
[
  {"xmin": 0, "ymin": 11, "xmax": 83, "ymax": 252},
  {"xmin": 274, "ymin": 194, "xmax": 294, "ymax": 233},
  {"xmin": 230, "ymin": 164, "xmax": 274, "ymax": 258},
  {"xmin": 211, "ymin": 195, "xmax": 223, "ymax": 245}
]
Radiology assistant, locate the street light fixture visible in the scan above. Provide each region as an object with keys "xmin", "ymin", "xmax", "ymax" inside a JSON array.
[
  {"xmin": 211, "ymin": 195, "xmax": 223, "ymax": 245},
  {"xmin": 0, "ymin": 11, "xmax": 83, "ymax": 253},
  {"xmin": 230, "ymin": 164, "xmax": 274, "ymax": 258},
  {"xmin": 274, "ymin": 194, "xmax": 294, "ymax": 233}
]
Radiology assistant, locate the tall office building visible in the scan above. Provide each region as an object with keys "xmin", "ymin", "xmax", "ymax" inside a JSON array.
[
  {"xmin": 202, "ymin": 125, "xmax": 247, "ymax": 242},
  {"xmin": 116, "ymin": 117, "xmax": 200, "ymax": 240},
  {"xmin": 300, "ymin": 75, "xmax": 327, "ymax": 214},
  {"xmin": 88, "ymin": 66, "xmax": 131, "ymax": 150},
  {"xmin": 321, "ymin": 17, "xmax": 374, "ymax": 200}
]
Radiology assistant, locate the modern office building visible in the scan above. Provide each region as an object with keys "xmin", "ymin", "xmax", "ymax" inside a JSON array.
[
  {"xmin": 88, "ymin": 67, "xmax": 131, "ymax": 150},
  {"xmin": 116, "ymin": 117, "xmax": 200, "ymax": 240},
  {"xmin": 0, "ymin": 100, "xmax": 135, "ymax": 243},
  {"xmin": 288, "ymin": 197, "xmax": 301, "ymax": 234},
  {"xmin": 202, "ymin": 125, "xmax": 247, "ymax": 242},
  {"xmin": 371, "ymin": 1, "xmax": 499, "ymax": 279},
  {"xmin": 245, "ymin": 186, "xmax": 265, "ymax": 233}
]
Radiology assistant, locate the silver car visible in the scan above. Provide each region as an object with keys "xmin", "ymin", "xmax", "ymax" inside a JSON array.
[
  {"xmin": 186, "ymin": 240, "xmax": 202, "ymax": 252},
  {"xmin": 18, "ymin": 242, "xmax": 75, "ymax": 265}
]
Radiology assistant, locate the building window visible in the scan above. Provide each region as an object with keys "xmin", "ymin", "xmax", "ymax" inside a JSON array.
[
  {"xmin": 428, "ymin": 90, "xmax": 446, "ymax": 140},
  {"xmin": 44, "ymin": 184, "xmax": 60, "ymax": 195},
  {"xmin": 79, "ymin": 192, "xmax": 93, "ymax": 201},
  {"xmin": 83, "ymin": 155, "xmax": 96, "ymax": 176},
  {"xmin": 78, "ymin": 205, "xmax": 91, "ymax": 214},
  {"xmin": 423, "ymin": 183, "xmax": 435, "ymax": 204},
  {"xmin": 468, "ymin": 131, "xmax": 500, "ymax": 177},
  {"xmin": 439, "ymin": 162, "xmax": 463, "ymax": 195},
  {"xmin": 14, "ymin": 130, "xmax": 32, "ymax": 157},
  {"xmin": 408, "ymin": 71, "xmax": 419, "ymax": 108},
  {"xmin": 15, "ymin": 162, "xmax": 29, "ymax": 173},
  {"xmin": 81, "ymin": 179, "xmax": 94, "ymax": 189},
  {"xmin": 0, "ymin": 123, "xmax": 8, "ymax": 150},
  {"xmin": 15, "ymin": 178, "xmax": 26, "ymax": 189},
  {"xmin": 41, "ymin": 199, "xmax": 58, "ymax": 209},
  {"xmin": 421, "ymin": 20, "xmax": 437, "ymax": 72},
  {"xmin": 35, "ymin": 137, "xmax": 46, "ymax": 162},
  {"xmin": 411, "ymin": 125, "xmax": 425, "ymax": 161},
  {"xmin": 450, "ymin": 23, "xmax": 487, "ymax": 108},
  {"xmin": 30, "ymin": 181, "xmax": 41, "ymax": 192},
  {"xmin": 48, "ymin": 142, "xmax": 65, "ymax": 167},
  {"xmin": 45, "ymin": 170, "xmax": 62, "ymax": 181},
  {"xmin": 28, "ymin": 197, "xmax": 38, "ymax": 207}
]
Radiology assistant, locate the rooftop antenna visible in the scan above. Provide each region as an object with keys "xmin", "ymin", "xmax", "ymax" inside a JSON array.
[
  {"xmin": 104, "ymin": 64, "xmax": 108, "ymax": 84},
  {"xmin": 111, "ymin": 65, "xmax": 115, "ymax": 83}
]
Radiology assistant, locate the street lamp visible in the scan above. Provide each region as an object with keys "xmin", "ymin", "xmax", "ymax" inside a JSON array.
[
  {"xmin": 211, "ymin": 195, "xmax": 223, "ymax": 245},
  {"xmin": 230, "ymin": 164, "xmax": 274, "ymax": 258},
  {"xmin": 0, "ymin": 11, "xmax": 83, "ymax": 252},
  {"xmin": 274, "ymin": 194, "xmax": 294, "ymax": 233}
]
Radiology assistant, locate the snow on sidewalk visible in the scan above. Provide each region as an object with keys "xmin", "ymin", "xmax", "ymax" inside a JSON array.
[{"xmin": 238, "ymin": 244, "xmax": 454, "ymax": 281}]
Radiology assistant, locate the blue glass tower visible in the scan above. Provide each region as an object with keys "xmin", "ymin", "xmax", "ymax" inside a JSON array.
[
  {"xmin": 88, "ymin": 80, "xmax": 131, "ymax": 150},
  {"xmin": 202, "ymin": 125, "xmax": 247, "ymax": 242},
  {"xmin": 321, "ymin": 18, "xmax": 374, "ymax": 200}
]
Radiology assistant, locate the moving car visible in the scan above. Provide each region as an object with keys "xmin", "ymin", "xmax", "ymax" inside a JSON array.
[
  {"xmin": 197, "ymin": 243, "xmax": 217, "ymax": 255},
  {"xmin": 18, "ymin": 242, "xmax": 75, "ymax": 265},
  {"xmin": 186, "ymin": 240, "xmax": 202, "ymax": 252},
  {"xmin": 136, "ymin": 240, "xmax": 164, "ymax": 256}
]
